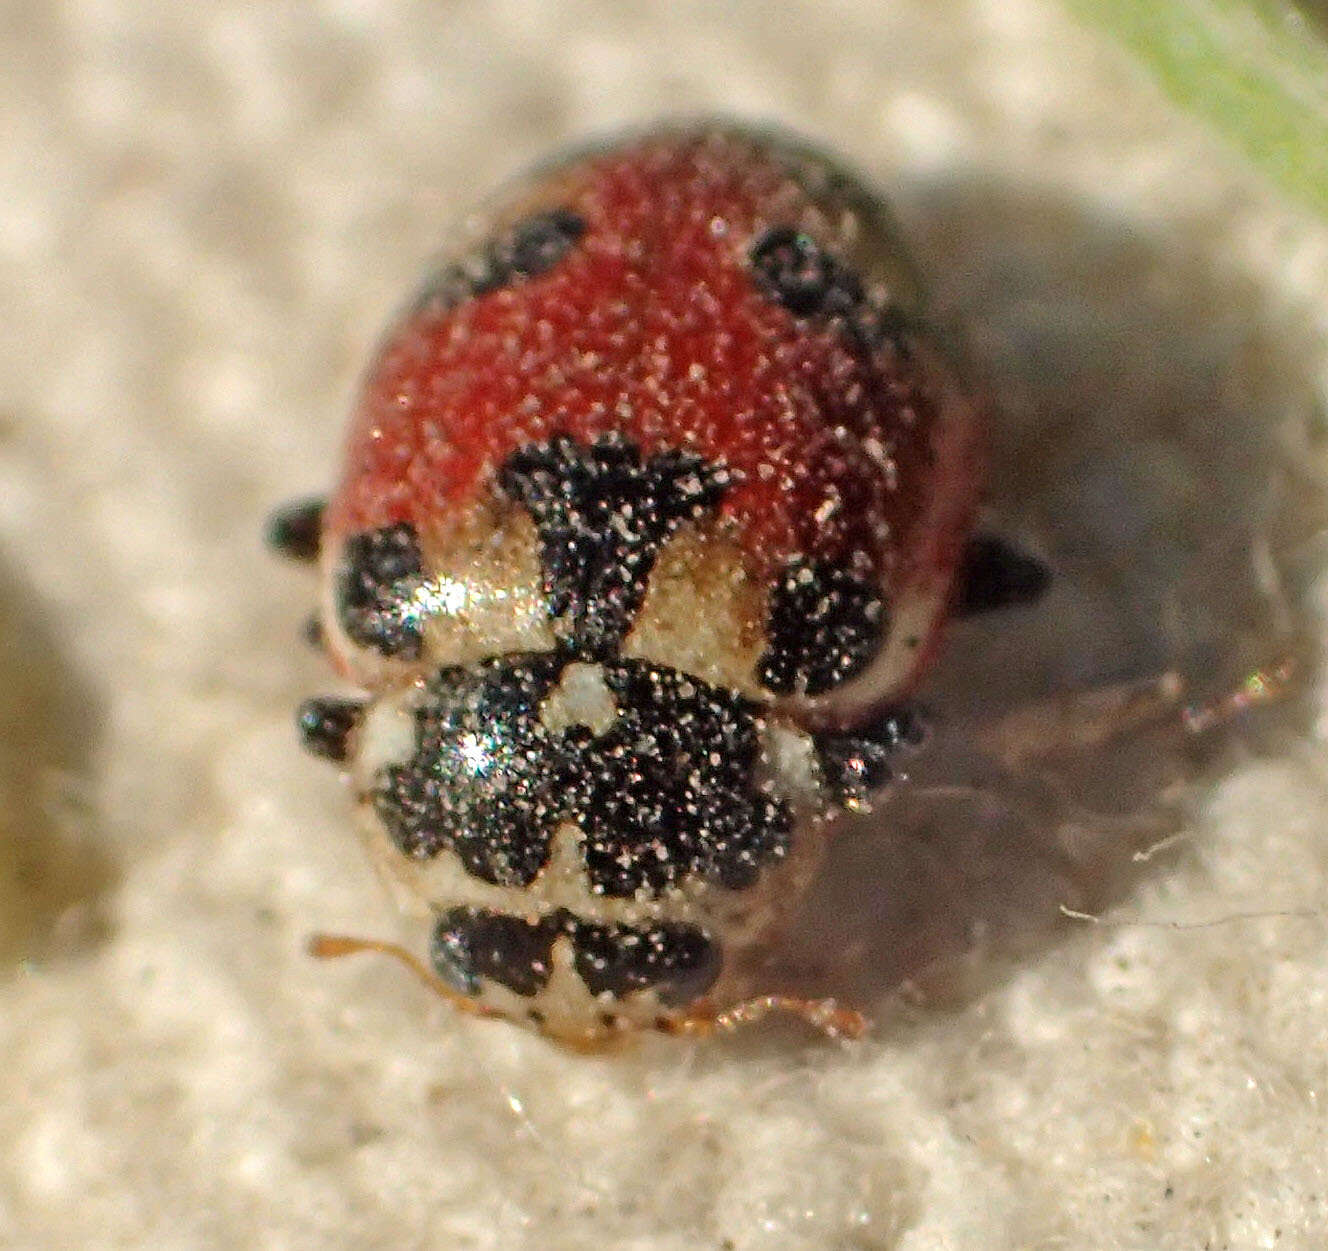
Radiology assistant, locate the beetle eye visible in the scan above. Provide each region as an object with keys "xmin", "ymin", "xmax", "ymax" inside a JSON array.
[
  {"xmin": 430, "ymin": 907, "xmax": 556, "ymax": 998},
  {"xmin": 758, "ymin": 556, "xmax": 887, "ymax": 697}
]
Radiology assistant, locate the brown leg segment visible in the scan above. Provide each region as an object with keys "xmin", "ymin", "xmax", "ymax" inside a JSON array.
[
  {"xmin": 978, "ymin": 653, "xmax": 1299, "ymax": 771},
  {"xmin": 663, "ymin": 994, "xmax": 869, "ymax": 1041},
  {"xmin": 1179, "ymin": 655, "xmax": 1297, "ymax": 734},
  {"xmin": 977, "ymin": 671, "xmax": 1184, "ymax": 769}
]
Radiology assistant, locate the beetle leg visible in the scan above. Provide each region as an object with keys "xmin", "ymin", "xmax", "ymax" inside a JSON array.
[
  {"xmin": 308, "ymin": 932, "xmax": 501, "ymax": 1023},
  {"xmin": 265, "ymin": 496, "xmax": 326, "ymax": 563},
  {"xmin": 297, "ymin": 695, "xmax": 366, "ymax": 763},
  {"xmin": 977, "ymin": 654, "xmax": 1298, "ymax": 770},
  {"xmin": 1178, "ymin": 654, "xmax": 1297, "ymax": 734},
  {"xmin": 812, "ymin": 703, "xmax": 927, "ymax": 810},
  {"xmin": 662, "ymin": 994, "xmax": 869, "ymax": 1041},
  {"xmin": 954, "ymin": 532, "xmax": 1050, "ymax": 617},
  {"xmin": 978, "ymin": 671, "xmax": 1183, "ymax": 769}
]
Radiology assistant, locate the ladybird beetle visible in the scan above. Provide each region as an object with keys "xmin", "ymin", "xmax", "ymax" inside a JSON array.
[{"xmin": 267, "ymin": 122, "xmax": 1048, "ymax": 1046}]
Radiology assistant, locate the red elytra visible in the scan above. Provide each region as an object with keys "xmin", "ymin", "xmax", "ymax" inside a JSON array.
[{"xmin": 325, "ymin": 127, "xmax": 980, "ymax": 719}]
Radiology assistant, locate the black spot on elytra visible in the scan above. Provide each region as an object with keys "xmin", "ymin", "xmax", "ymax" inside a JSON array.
[
  {"xmin": 414, "ymin": 208, "xmax": 586, "ymax": 313},
  {"xmin": 336, "ymin": 522, "xmax": 425, "ymax": 659},
  {"xmin": 758, "ymin": 557, "xmax": 887, "ymax": 697},
  {"xmin": 296, "ymin": 695, "xmax": 366, "ymax": 763},
  {"xmin": 428, "ymin": 905, "xmax": 721, "ymax": 1005},
  {"xmin": 954, "ymin": 532, "xmax": 1051, "ymax": 617},
  {"xmin": 750, "ymin": 226, "xmax": 864, "ymax": 319},
  {"xmin": 813, "ymin": 704, "xmax": 926, "ymax": 807},
  {"xmin": 499, "ymin": 436, "xmax": 730, "ymax": 657},
  {"xmin": 371, "ymin": 655, "xmax": 789, "ymax": 897},
  {"xmin": 265, "ymin": 497, "xmax": 325, "ymax": 563},
  {"xmin": 748, "ymin": 226, "xmax": 911, "ymax": 352}
]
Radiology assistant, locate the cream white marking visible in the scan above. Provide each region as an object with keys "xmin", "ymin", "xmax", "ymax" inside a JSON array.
[
  {"xmin": 408, "ymin": 574, "xmax": 495, "ymax": 618},
  {"xmin": 761, "ymin": 722, "xmax": 822, "ymax": 806},
  {"xmin": 539, "ymin": 662, "xmax": 618, "ymax": 736},
  {"xmin": 355, "ymin": 692, "xmax": 418, "ymax": 778}
]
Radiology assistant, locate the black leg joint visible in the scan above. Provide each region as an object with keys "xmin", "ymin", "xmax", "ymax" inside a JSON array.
[
  {"xmin": 814, "ymin": 704, "xmax": 926, "ymax": 809},
  {"xmin": 265, "ymin": 497, "xmax": 326, "ymax": 563},
  {"xmin": 297, "ymin": 695, "xmax": 366, "ymax": 763},
  {"xmin": 954, "ymin": 533, "xmax": 1050, "ymax": 618}
]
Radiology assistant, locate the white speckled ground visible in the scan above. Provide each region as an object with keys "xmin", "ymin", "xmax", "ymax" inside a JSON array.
[{"xmin": 2, "ymin": 2, "xmax": 1327, "ymax": 1248}]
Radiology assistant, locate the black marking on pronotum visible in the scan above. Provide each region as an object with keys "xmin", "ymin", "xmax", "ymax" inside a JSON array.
[
  {"xmin": 575, "ymin": 660, "xmax": 790, "ymax": 895},
  {"xmin": 371, "ymin": 655, "xmax": 790, "ymax": 897},
  {"xmin": 813, "ymin": 704, "xmax": 926, "ymax": 807},
  {"xmin": 336, "ymin": 522, "xmax": 426, "ymax": 659},
  {"xmin": 749, "ymin": 226, "xmax": 863, "ymax": 319},
  {"xmin": 747, "ymin": 225, "xmax": 911, "ymax": 352},
  {"xmin": 429, "ymin": 906, "xmax": 722, "ymax": 1006},
  {"xmin": 413, "ymin": 208, "xmax": 587, "ymax": 314},
  {"xmin": 758, "ymin": 556, "xmax": 887, "ymax": 697},
  {"xmin": 497, "ymin": 209, "xmax": 587, "ymax": 284},
  {"xmin": 814, "ymin": 735, "xmax": 891, "ymax": 807},
  {"xmin": 953, "ymin": 533, "xmax": 1051, "ymax": 618},
  {"xmin": 499, "ymin": 436, "xmax": 730, "ymax": 658},
  {"xmin": 581, "ymin": 661, "xmax": 786, "ymax": 897},
  {"xmin": 297, "ymin": 695, "xmax": 366, "ymax": 763},
  {"xmin": 265, "ymin": 497, "xmax": 326, "ymax": 563},
  {"xmin": 372, "ymin": 654, "xmax": 565, "ymax": 883}
]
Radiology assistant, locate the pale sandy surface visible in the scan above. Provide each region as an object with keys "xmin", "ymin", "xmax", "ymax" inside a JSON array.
[{"xmin": 2, "ymin": 2, "xmax": 1328, "ymax": 1248}]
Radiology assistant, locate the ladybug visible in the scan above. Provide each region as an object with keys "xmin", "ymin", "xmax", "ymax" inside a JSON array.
[{"xmin": 267, "ymin": 122, "xmax": 1047, "ymax": 1046}]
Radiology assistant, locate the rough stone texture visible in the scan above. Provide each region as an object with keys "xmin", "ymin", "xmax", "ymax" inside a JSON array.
[{"xmin": 1, "ymin": 2, "xmax": 1326, "ymax": 1248}]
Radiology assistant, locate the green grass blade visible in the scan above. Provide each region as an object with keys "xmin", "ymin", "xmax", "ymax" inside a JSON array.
[{"xmin": 1064, "ymin": 0, "xmax": 1328, "ymax": 218}]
